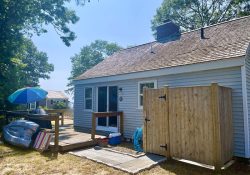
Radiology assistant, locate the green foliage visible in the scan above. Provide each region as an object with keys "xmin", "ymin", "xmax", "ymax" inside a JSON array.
[
  {"xmin": 41, "ymin": 106, "xmax": 49, "ymax": 110},
  {"xmin": 53, "ymin": 101, "xmax": 68, "ymax": 109},
  {"xmin": 0, "ymin": 0, "xmax": 79, "ymax": 48},
  {"xmin": 151, "ymin": 0, "xmax": 250, "ymax": 34},
  {"xmin": 0, "ymin": 0, "xmax": 80, "ymax": 110},
  {"xmin": 0, "ymin": 39, "xmax": 54, "ymax": 109},
  {"xmin": 67, "ymin": 40, "xmax": 122, "ymax": 94}
]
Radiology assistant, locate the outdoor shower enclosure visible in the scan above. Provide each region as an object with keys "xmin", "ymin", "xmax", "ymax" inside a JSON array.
[{"xmin": 143, "ymin": 83, "xmax": 233, "ymax": 170}]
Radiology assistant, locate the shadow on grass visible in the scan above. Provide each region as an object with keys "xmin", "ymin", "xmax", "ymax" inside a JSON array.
[
  {"xmin": 158, "ymin": 159, "xmax": 250, "ymax": 175},
  {"xmin": 0, "ymin": 141, "xmax": 58, "ymax": 161},
  {"xmin": 0, "ymin": 142, "xmax": 34, "ymax": 158}
]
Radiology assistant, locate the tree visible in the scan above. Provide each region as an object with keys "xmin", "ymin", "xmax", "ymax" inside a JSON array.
[
  {"xmin": 0, "ymin": 0, "xmax": 79, "ymax": 87},
  {"xmin": 0, "ymin": 39, "xmax": 54, "ymax": 109},
  {"xmin": 151, "ymin": 0, "xmax": 250, "ymax": 34},
  {"xmin": 0, "ymin": 0, "xmax": 79, "ymax": 109},
  {"xmin": 67, "ymin": 40, "xmax": 122, "ymax": 94}
]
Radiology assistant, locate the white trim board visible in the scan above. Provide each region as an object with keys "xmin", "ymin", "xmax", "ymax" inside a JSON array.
[
  {"xmin": 74, "ymin": 57, "xmax": 244, "ymax": 85},
  {"xmin": 137, "ymin": 80, "xmax": 157, "ymax": 109},
  {"xmin": 241, "ymin": 65, "xmax": 250, "ymax": 158},
  {"xmin": 84, "ymin": 87, "xmax": 94, "ymax": 112}
]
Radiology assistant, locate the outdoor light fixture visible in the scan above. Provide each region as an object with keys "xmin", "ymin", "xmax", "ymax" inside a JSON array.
[
  {"xmin": 118, "ymin": 87, "xmax": 123, "ymax": 101},
  {"xmin": 119, "ymin": 87, "xmax": 123, "ymax": 92}
]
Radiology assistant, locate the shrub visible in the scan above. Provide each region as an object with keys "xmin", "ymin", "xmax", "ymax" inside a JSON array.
[{"xmin": 53, "ymin": 102, "xmax": 67, "ymax": 109}]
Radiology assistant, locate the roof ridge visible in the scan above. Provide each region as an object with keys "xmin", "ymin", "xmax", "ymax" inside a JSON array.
[
  {"xmin": 48, "ymin": 90, "xmax": 64, "ymax": 92},
  {"xmin": 182, "ymin": 15, "xmax": 250, "ymax": 35},
  {"xmin": 117, "ymin": 15, "xmax": 250, "ymax": 53},
  {"xmin": 118, "ymin": 41, "xmax": 156, "ymax": 52}
]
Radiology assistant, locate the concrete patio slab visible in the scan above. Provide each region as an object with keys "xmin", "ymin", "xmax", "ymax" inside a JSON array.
[{"xmin": 69, "ymin": 147, "xmax": 166, "ymax": 174}]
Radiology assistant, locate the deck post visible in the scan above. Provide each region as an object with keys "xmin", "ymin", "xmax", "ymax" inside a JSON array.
[
  {"xmin": 54, "ymin": 116, "xmax": 59, "ymax": 157},
  {"xmin": 91, "ymin": 113, "xmax": 96, "ymax": 139},
  {"xmin": 60, "ymin": 112, "xmax": 64, "ymax": 126},
  {"xmin": 119, "ymin": 112, "xmax": 124, "ymax": 136}
]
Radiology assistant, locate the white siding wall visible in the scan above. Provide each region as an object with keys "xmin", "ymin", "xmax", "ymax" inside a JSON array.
[{"xmin": 74, "ymin": 66, "xmax": 245, "ymax": 157}]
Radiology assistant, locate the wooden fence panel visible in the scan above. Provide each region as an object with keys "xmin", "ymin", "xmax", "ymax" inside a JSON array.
[
  {"xmin": 169, "ymin": 86, "xmax": 214, "ymax": 165},
  {"xmin": 218, "ymin": 87, "xmax": 233, "ymax": 164}
]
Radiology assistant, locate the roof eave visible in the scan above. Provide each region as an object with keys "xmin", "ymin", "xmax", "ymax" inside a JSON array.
[{"xmin": 74, "ymin": 56, "xmax": 245, "ymax": 85}]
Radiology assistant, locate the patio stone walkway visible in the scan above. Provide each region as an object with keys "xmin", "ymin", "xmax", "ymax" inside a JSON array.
[{"xmin": 70, "ymin": 146, "xmax": 166, "ymax": 174}]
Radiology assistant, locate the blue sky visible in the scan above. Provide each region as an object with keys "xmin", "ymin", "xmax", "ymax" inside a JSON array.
[{"xmin": 32, "ymin": 0, "xmax": 163, "ymax": 101}]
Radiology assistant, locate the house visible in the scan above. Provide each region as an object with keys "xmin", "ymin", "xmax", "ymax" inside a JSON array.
[
  {"xmin": 38, "ymin": 90, "xmax": 69, "ymax": 109},
  {"xmin": 73, "ymin": 16, "xmax": 250, "ymax": 159}
]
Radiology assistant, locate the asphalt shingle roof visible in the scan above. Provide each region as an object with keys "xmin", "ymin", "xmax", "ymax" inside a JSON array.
[{"xmin": 76, "ymin": 16, "xmax": 250, "ymax": 80}]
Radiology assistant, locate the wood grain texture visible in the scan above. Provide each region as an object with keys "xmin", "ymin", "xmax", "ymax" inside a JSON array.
[
  {"xmin": 143, "ymin": 87, "xmax": 169, "ymax": 157},
  {"xmin": 143, "ymin": 84, "xmax": 233, "ymax": 169}
]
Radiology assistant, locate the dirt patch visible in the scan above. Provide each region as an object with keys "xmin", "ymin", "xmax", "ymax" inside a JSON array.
[{"xmin": 103, "ymin": 142, "xmax": 144, "ymax": 157}]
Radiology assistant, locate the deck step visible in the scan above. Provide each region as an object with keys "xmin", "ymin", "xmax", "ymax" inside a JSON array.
[{"xmin": 58, "ymin": 139, "xmax": 98, "ymax": 152}]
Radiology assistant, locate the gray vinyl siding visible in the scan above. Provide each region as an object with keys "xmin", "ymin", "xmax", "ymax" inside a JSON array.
[
  {"xmin": 74, "ymin": 66, "xmax": 245, "ymax": 157},
  {"xmin": 245, "ymin": 50, "xmax": 250, "ymax": 158}
]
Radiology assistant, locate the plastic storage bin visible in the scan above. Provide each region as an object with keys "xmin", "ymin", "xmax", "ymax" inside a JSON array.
[{"xmin": 108, "ymin": 133, "xmax": 121, "ymax": 145}]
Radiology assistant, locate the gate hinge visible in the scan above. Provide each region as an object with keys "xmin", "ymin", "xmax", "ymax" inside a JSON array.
[
  {"xmin": 145, "ymin": 118, "xmax": 150, "ymax": 122},
  {"xmin": 160, "ymin": 144, "xmax": 168, "ymax": 150},
  {"xmin": 158, "ymin": 94, "xmax": 166, "ymax": 101}
]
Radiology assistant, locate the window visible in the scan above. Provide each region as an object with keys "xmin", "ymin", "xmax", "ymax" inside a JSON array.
[
  {"xmin": 138, "ymin": 81, "xmax": 157, "ymax": 108},
  {"xmin": 30, "ymin": 102, "xmax": 36, "ymax": 110},
  {"xmin": 84, "ymin": 87, "xmax": 93, "ymax": 110}
]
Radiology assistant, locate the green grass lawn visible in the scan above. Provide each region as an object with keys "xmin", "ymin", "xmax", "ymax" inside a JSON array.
[{"xmin": 0, "ymin": 142, "xmax": 250, "ymax": 175}]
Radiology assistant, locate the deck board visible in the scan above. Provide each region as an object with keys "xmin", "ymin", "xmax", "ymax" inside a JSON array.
[{"xmin": 50, "ymin": 120, "xmax": 105, "ymax": 152}]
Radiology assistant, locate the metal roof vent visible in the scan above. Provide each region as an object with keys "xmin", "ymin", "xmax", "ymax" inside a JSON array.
[{"xmin": 201, "ymin": 27, "xmax": 205, "ymax": 39}]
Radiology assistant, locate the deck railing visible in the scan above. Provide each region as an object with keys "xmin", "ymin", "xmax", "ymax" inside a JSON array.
[{"xmin": 91, "ymin": 111, "xmax": 123, "ymax": 139}]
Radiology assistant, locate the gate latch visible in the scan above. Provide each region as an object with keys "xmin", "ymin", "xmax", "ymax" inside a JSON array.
[
  {"xmin": 145, "ymin": 118, "xmax": 150, "ymax": 122},
  {"xmin": 158, "ymin": 94, "xmax": 166, "ymax": 101},
  {"xmin": 160, "ymin": 144, "xmax": 168, "ymax": 150}
]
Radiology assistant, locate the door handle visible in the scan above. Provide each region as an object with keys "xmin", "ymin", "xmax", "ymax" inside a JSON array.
[{"xmin": 145, "ymin": 118, "xmax": 150, "ymax": 122}]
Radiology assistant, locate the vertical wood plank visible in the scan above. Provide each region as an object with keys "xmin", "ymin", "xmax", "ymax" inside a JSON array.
[
  {"xmin": 143, "ymin": 88, "xmax": 148, "ymax": 152},
  {"xmin": 211, "ymin": 83, "xmax": 222, "ymax": 171},
  {"xmin": 218, "ymin": 87, "xmax": 233, "ymax": 164},
  {"xmin": 165, "ymin": 86, "xmax": 170, "ymax": 158}
]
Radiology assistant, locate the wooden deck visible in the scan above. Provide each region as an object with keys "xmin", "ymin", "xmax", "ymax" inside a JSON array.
[{"xmin": 50, "ymin": 120, "xmax": 105, "ymax": 152}]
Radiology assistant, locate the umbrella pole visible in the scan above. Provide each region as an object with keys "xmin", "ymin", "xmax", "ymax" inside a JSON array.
[{"xmin": 27, "ymin": 103, "xmax": 29, "ymax": 113}]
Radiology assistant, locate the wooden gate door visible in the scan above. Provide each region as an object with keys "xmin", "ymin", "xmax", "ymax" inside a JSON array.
[{"xmin": 143, "ymin": 87, "xmax": 170, "ymax": 157}]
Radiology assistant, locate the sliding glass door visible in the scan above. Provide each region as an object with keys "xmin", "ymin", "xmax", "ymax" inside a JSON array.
[{"xmin": 97, "ymin": 86, "xmax": 118, "ymax": 131}]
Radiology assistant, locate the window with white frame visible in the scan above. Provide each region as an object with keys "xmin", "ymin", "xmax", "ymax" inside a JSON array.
[
  {"xmin": 84, "ymin": 87, "xmax": 93, "ymax": 110},
  {"xmin": 138, "ymin": 81, "xmax": 157, "ymax": 108},
  {"xmin": 30, "ymin": 102, "xmax": 36, "ymax": 110}
]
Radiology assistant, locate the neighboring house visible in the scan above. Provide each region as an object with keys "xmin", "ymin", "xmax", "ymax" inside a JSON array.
[
  {"xmin": 39, "ymin": 90, "xmax": 69, "ymax": 109},
  {"xmin": 73, "ymin": 16, "xmax": 250, "ymax": 159}
]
